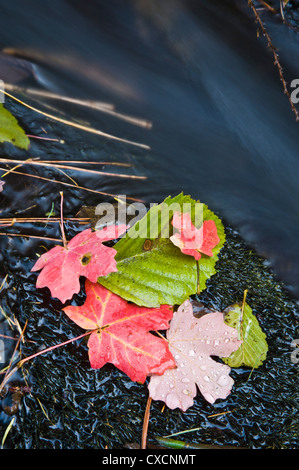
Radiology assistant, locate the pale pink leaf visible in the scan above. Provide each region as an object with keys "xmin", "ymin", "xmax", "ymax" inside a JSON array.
[{"xmin": 148, "ymin": 299, "xmax": 242, "ymax": 411}]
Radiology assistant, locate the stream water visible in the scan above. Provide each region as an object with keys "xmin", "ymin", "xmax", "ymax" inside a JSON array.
[{"xmin": 0, "ymin": 0, "xmax": 298, "ymax": 449}]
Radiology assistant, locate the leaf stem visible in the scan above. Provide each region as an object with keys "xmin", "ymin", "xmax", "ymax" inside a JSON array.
[
  {"xmin": 141, "ymin": 396, "xmax": 152, "ymax": 449},
  {"xmin": 59, "ymin": 191, "xmax": 67, "ymax": 248},
  {"xmin": 0, "ymin": 329, "xmax": 96, "ymax": 393},
  {"xmin": 239, "ymin": 289, "xmax": 248, "ymax": 342},
  {"xmin": 196, "ymin": 260, "xmax": 200, "ymax": 294},
  {"xmin": 18, "ymin": 330, "xmax": 93, "ymax": 367}
]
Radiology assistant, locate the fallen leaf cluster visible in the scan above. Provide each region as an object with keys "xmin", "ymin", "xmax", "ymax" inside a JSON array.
[{"xmin": 31, "ymin": 193, "xmax": 268, "ymax": 411}]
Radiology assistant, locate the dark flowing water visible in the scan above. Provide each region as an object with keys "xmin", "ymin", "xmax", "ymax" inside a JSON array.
[
  {"xmin": 0, "ymin": 0, "xmax": 298, "ymax": 449},
  {"xmin": 1, "ymin": 0, "xmax": 299, "ymax": 294}
]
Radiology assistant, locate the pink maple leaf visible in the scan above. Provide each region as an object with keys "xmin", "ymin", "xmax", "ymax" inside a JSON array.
[
  {"xmin": 170, "ymin": 211, "xmax": 220, "ymax": 260},
  {"xmin": 31, "ymin": 226, "xmax": 127, "ymax": 303},
  {"xmin": 63, "ymin": 281, "xmax": 176, "ymax": 382},
  {"xmin": 148, "ymin": 299, "xmax": 242, "ymax": 411}
]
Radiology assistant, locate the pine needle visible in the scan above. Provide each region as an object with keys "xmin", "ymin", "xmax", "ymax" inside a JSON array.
[
  {"xmin": 0, "ymin": 157, "xmax": 147, "ymax": 180},
  {"xmin": 1, "ymin": 89, "xmax": 151, "ymax": 148},
  {"xmin": 4, "ymin": 83, "xmax": 152, "ymax": 128},
  {"xmin": 0, "ymin": 217, "xmax": 90, "ymax": 224},
  {"xmin": 1, "ymin": 416, "xmax": 15, "ymax": 449},
  {"xmin": 0, "ymin": 166, "xmax": 145, "ymax": 202},
  {"xmin": 0, "ymin": 275, "xmax": 8, "ymax": 292},
  {"xmin": 35, "ymin": 396, "xmax": 50, "ymax": 421},
  {"xmin": 0, "ymin": 232, "xmax": 63, "ymax": 242},
  {"xmin": 141, "ymin": 396, "xmax": 152, "ymax": 449}
]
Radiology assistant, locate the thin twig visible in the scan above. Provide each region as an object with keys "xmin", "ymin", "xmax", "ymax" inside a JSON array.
[
  {"xmin": 255, "ymin": 0, "xmax": 277, "ymax": 13},
  {"xmin": 26, "ymin": 134, "xmax": 62, "ymax": 142},
  {"xmin": 0, "ymin": 333, "xmax": 35, "ymax": 343},
  {"xmin": 0, "ymin": 166, "xmax": 145, "ymax": 202},
  {"xmin": 248, "ymin": 0, "xmax": 299, "ymax": 121},
  {"xmin": 0, "ymin": 232, "xmax": 63, "ymax": 242}
]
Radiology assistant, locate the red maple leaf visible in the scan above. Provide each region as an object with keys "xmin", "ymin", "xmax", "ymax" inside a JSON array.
[
  {"xmin": 170, "ymin": 211, "xmax": 220, "ymax": 260},
  {"xmin": 31, "ymin": 226, "xmax": 127, "ymax": 303},
  {"xmin": 63, "ymin": 281, "xmax": 175, "ymax": 382}
]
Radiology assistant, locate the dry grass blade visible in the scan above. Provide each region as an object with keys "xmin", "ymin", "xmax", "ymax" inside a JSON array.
[
  {"xmin": 40, "ymin": 160, "xmax": 133, "ymax": 168},
  {"xmin": 0, "ymin": 217, "xmax": 90, "ymax": 225},
  {"xmin": 0, "ymin": 275, "xmax": 8, "ymax": 292},
  {"xmin": 0, "ymin": 166, "xmax": 145, "ymax": 202},
  {"xmin": 0, "ymin": 320, "xmax": 28, "ymax": 396},
  {"xmin": 5, "ymin": 83, "xmax": 152, "ymax": 128},
  {"xmin": 1, "ymin": 90, "xmax": 151, "ymax": 149},
  {"xmin": 0, "ymin": 232, "xmax": 63, "ymax": 242},
  {"xmin": 0, "ymin": 366, "xmax": 19, "ymax": 394},
  {"xmin": 4, "ymin": 83, "xmax": 115, "ymax": 110},
  {"xmin": 0, "ymin": 158, "xmax": 147, "ymax": 180},
  {"xmin": 35, "ymin": 396, "xmax": 50, "ymax": 421},
  {"xmin": 59, "ymin": 191, "xmax": 67, "ymax": 248},
  {"xmin": 0, "ymin": 333, "xmax": 35, "ymax": 343},
  {"xmin": 0, "ymin": 329, "xmax": 95, "ymax": 394},
  {"xmin": 1, "ymin": 416, "xmax": 15, "ymax": 449}
]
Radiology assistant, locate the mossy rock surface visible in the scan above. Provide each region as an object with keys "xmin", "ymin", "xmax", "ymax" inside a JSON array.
[{"xmin": 0, "ymin": 222, "xmax": 297, "ymax": 449}]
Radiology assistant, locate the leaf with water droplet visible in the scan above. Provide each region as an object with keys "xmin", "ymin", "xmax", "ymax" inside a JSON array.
[
  {"xmin": 222, "ymin": 302, "xmax": 268, "ymax": 368},
  {"xmin": 63, "ymin": 280, "xmax": 175, "ymax": 382},
  {"xmin": 170, "ymin": 211, "xmax": 220, "ymax": 260},
  {"xmin": 99, "ymin": 193, "xmax": 226, "ymax": 307},
  {"xmin": 148, "ymin": 299, "xmax": 242, "ymax": 411}
]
